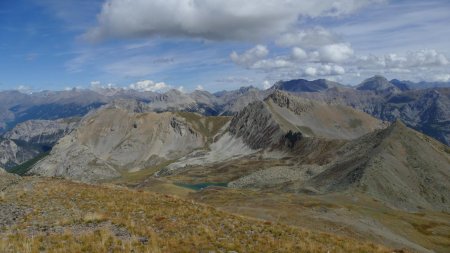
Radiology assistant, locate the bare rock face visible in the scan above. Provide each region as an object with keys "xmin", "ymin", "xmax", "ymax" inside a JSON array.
[
  {"xmin": 268, "ymin": 90, "xmax": 314, "ymax": 114},
  {"xmin": 229, "ymin": 101, "xmax": 284, "ymax": 150},
  {"xmin": 0, "ymin": 139, "xmax": 40, "ymax": 169},
  {"xmin": 0, "ymin": 118, "xmax": 78, "ymax": 169},
  {"xmin": 29, "ymin": 108, "xmax": 208, "ymax": 182},
  {"xmin": 3, "ymin": 118, "xmax": 78, "ymax": 146}
]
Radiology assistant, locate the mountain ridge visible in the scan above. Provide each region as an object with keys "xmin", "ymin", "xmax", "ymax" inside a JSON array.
[{"xmin": 305, "ymin": 119, "xmax": 450, "ymax": 211}]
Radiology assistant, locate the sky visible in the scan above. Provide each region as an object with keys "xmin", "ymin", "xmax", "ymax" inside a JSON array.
[{"xmin": 0, "ymin": 0, "xmax": 449, "ymax": 93}]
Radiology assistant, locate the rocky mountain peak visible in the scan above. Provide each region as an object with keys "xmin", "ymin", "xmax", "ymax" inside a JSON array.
[
  {"xmin": 228, "ymin": 100, "xmax": 279, "ymax": 150},
  {"xmin": 270, "ymin": 78, "xmax": 340, "ymax": 92},
  {"xmin": 266, "ymin": 90, "xmax": 314, "ymax": 115},
  {"xmin": 357, "ymin": 75, "xmax": 399, "ymax": 92},
  {"xmin": 237, "ymin": 86, "xmax": 256, "ymax": 93},
  {"xmin": 266, "ymin": 90, "xmax": 291, "ymax": 103}
]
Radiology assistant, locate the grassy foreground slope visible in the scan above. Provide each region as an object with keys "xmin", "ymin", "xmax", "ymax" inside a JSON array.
[{"xmin": 0, "ymin": 177, "xmax": 391, "ymax": 253}]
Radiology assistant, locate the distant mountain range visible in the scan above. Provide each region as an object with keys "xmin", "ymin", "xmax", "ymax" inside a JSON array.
[
  {"xmin": 1, "ymin": 75, "xmax": 449, "ymax": 171},
  {"xmin": 1, "ymin": 76, "xmax": 448, "ymax": 130},
  {"xmin": 0, "ymin": 87, "xmax": 267, "ymax": 133},
  {"xmin": 272, "ymin": 75, "xmax": 450, "ymax": 146}
]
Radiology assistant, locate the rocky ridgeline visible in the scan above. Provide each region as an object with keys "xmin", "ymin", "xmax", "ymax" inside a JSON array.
[
  {"xmin": 268, "ymin": 90, "xmax": 314, "ymax": 115},
  {"xmin": 228, "ymin": 91, "xmax": 315, "ymax": 150},
  {"xmin": 228, "ymin": 101, "xmax": 284, "ymax": 150}
]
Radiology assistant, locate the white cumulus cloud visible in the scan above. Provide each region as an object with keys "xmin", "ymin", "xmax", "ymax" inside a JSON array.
[
  {"xmin": 291, "ymin": 47, "xmax": 308, "ymax": 61},
  {"xmin": 357, "ymin": 49, "xmax": 449, "ymax": 70},
  {"xmin": 129, "ymin": 80, "xmax": 169, "ymax": 92},
  {"xmin": 84, "ymin": 0, "xmax": 383, "ymax": 42},
  {"xmin": 406, "ymin": 49, "xmax": 448, "ymax": 67},
  {"xmin": 231, "ymin": 43, "xmax": 352, "ymax": 74},
  {"xmin": 251, "ymin": 58, "xmax": 294, "ymax": 70},
  {"xmin": 303, "ymin": 64, "xmax": 346, "ymax": 77},
  {"xmin": 317, "ymin": 43, "xmax": 354, "ymax": 63},
  {"xmin": 230, "ymin": 45, "xmax": 269, "ymax": 67}
]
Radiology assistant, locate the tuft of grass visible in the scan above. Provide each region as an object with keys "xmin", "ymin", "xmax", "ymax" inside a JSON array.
[{"xmin": 83, "ymin": 212, "xmax": 107, "ymax": 224}]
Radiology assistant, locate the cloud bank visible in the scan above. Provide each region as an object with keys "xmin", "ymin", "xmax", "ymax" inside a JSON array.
[
  {"xmin": 230, "ymin": 41, "xmax": 449, "ymax": 81},
  {"xmin": 84, "ymin": 0, "xmax": 383, "ymax": 42}
]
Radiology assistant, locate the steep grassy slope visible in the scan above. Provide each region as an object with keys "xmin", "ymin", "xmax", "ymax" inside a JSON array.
[{"xmin": 0, "ymin": 176, "xmax": 391, "ymax": 253}]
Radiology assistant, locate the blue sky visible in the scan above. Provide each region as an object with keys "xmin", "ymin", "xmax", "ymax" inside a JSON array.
[{"xmin": 1, "ymin": 0, "xmax": 449, "ymax": 92}]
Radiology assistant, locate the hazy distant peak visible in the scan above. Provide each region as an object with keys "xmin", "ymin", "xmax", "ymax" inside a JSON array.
[
  {"xmin": 357, "ymin": 75, "xmax": 398, "ymax": 92},
  {"xmin": 271, "ymin": 78, "xmax": 343, "ymax": 93}
]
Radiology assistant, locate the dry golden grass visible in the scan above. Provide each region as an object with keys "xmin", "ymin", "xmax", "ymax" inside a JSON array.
[
  {"xmin": 191, "ymin": 188, "xmax": 449, "ymax": 253},
  {"xmin": 82, "ymin": 212, "xmax": 107, "ymax": 223},
  {"xmin": 0, "ymin": 177, "xmax": 392, "ymax": 253}
]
